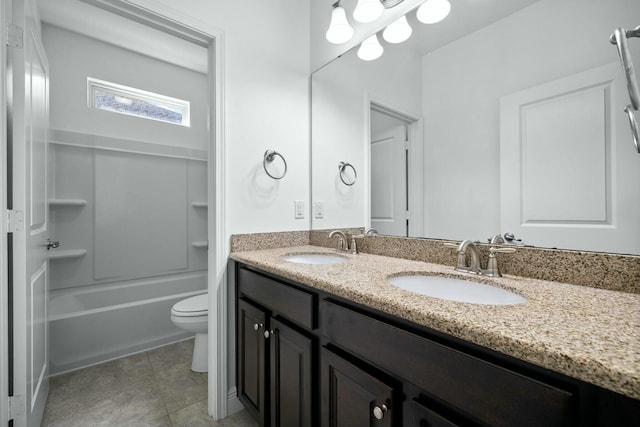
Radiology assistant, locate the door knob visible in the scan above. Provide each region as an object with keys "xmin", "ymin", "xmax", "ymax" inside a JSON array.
[
  {"xmin": 253, "ymin": 323, "xmax": 263, "ymax": 331},
  {"xmin": 45, "ymin": 239, "xmax": 60, "ymax": 250}
]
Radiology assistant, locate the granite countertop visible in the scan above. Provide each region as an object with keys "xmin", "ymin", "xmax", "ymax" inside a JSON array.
[{"xmin": 230, "ymin": 245, "xmax": 640, "ymax": 401}]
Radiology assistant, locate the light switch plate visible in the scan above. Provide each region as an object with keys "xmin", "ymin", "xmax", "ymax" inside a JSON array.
[
  {"xmin": 295, "ymin": 200, "xmax": 305, "ymax": 219},
  {"xmin": 314, "ymin": 201, "xmax": 324, "ymax": 219}
]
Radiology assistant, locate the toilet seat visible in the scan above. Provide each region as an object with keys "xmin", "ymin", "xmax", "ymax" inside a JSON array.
[{"xmin": 171, "ymin": 293, "xmax": 208, "ymax": 317}]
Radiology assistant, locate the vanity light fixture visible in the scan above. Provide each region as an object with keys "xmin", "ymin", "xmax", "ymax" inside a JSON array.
[
  {"xmin": 353, "ymin": 0, "xmax": 385, "ymax": 23},
  {"xmin": 326, "ymin": 1, "xmax": 355, "ymax": 44},
  {"xmin": 357, "ymin": 34, "xmax": 384, "ymax": 61},
  {"xmin": 416, "ymin": 0, "xmax": 451, "ymax": 24},
  {"xmin": 383, "ymin": 15, "xmax": 412, "ymax": 43}
]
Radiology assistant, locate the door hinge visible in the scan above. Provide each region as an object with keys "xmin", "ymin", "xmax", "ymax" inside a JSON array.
[
  {"xmin": 8, "ymin": 394, "xmax": 25, "ymax": 420},
  {"xmin": 405, "ymin": 210, "xmax": 410, "ymax": 220},
  {"xmin": 4, "ymin": 210, "xmax": 24, "ymax": 233},
  {"xmin": 6, "ymin": 24, "xmax": 24, "ymax": 48}
]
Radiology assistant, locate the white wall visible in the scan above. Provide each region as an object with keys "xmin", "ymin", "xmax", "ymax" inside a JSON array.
[
  {"xmin": 422, "ymin": 0, "xmax": 640, "ymax": 242},
  {"xmin": 131, "ymin": 0, "xmax": 312, "ymax": 236},
  {"xmin": 312, "ymin": 44, "xmax": 422, "ymax": 229}
]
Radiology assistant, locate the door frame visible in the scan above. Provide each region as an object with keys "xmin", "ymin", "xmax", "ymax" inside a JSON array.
[
  {"xmin": 365, "ymin": 96, "xmax": 424, "ymax": 237},
  {"xmin": 1, "ymin": 0, "xmax": 11, "ymax": 422},
  {"xmin": 0, "ymin": 0, "xmax": 230, "ymax": 421}
]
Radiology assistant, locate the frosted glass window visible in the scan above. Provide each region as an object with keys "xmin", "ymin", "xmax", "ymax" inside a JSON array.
[{"xmin": 88, "ymin": 77, "xmax": 190, "ymax": 126}]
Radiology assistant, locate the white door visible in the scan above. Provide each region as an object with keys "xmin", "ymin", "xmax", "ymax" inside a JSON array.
[
  {"xmin": 500, "ymin": 62, "xmax": 640, "ymax": 254},
  {"xmin": 371, "ymin": 124, "xmax": 407, "ymax": 236},
  {"xmin": 9, "ymin": 0, "xmax": 50, "ymax": 425}
]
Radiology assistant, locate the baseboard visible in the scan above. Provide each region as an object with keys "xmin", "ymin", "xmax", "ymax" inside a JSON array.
[{"xmin": 227, "ymin": 387, "xmax": 244, "ymax": 415}]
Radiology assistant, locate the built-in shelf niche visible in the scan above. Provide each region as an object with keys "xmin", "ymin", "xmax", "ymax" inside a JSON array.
[
  {"xmin": 49, "ymin": 199, "xmax": 88, "ymax": 207},
  {"xmin": 49, "ymin": 249, "xmax": 88, "ymax": 260},
  {"xmin": 191, "ymin": 241, "xmax": 208, "ymax": 249},
  {"xmin": 191, "ymin": 202, "xmax": 208, "ymax": 208}
]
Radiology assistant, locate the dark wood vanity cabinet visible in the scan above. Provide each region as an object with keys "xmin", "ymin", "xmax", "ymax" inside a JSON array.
[
  {"xmin": 237, "ymin": 299, "xmax": 267, "ymax": 424},
  {"xmin": 235, "ymin": 262, "xmax": 640, "ymax": 427},
  {"xmin": 269, "ymin": 318, "xmax": 313, "ymax": 427},
  {"xmin": 237, "ymin": 267, "xmax": 315, "ymax": 427},
  {"xmin": 321, "ymin": 347, "xmax": 397, "ymax": 427}
]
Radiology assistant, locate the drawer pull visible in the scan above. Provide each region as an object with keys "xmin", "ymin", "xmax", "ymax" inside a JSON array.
[{"xmin": 373, "ymin": 404, "xmax": 388, "ymax": 420}]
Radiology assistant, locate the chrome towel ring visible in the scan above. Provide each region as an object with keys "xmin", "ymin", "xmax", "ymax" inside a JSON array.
[
  {"xmin": 338, "ymin": 161, "xmax": 357, "ymax": 186},
  {"xmin": 263, "ymin": 150, "xmax": 287, "ymax": 180}
]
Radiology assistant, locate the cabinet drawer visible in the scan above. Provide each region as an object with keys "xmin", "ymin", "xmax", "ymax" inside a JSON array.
[
  {"xmin": 238, "ymin": 267, "xmax": 316, "ymax": 330},
  {"xmin": 323, "ymin": 300, "xmax": 575, "ymax": 427}
]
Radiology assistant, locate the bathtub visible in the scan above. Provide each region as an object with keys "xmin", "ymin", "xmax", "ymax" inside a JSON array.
[{"xmin": 49, "ymin": 271, "xmax": 207, "ymax": 375}]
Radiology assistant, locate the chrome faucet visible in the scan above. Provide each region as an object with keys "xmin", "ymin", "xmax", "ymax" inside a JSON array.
[
  {"xmin": 445, "ymin": 240, "xmax": 515, "ymax": 277},
  {"xmin": 329, "ymin": 230, "xmax": 363, "ymax": 254},
  {"xmin": 444, "ymin": 240, "xmax": 481, "ymax": 274},
  {"xmin": 455, "ymin": 240, "xmax": 482, "ymax": 274},
  {"xmin": 328, "ymin": 230, "xmax": 348, "ymax": 252},
  {"xmin": 488, "ymin": 234, "xmax": 505, "ymax": 244}
]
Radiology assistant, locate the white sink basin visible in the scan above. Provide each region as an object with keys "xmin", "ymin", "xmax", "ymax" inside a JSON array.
[
  {"xmin": 388, "ymin": 275, "xmax": 526, "ymax": 305},
  {"xmin": 281, "ymin": 253, "xmax": 348, "ymax": 265}
]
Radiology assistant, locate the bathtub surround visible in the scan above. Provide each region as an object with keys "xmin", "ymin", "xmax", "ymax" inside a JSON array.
[
  {"xmin": 44, "ymin": 26, "xmax": 209, "ymax": 374},
  {"xmin": 42, "ymin": 340, "xmax": 257, "ymax": 427},
  {"xmin": 231, "ymin": 230, "xmax": 640, "ymax": 294}
]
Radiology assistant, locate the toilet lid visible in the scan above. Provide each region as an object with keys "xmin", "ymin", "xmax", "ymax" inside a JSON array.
[{"xmin": 172, "ymin": 293, "xmax": 208, "ymax": 317}]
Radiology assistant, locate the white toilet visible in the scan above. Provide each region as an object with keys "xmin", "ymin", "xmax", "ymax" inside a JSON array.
[{"xmin": 170, "ymin": 293, "xmax": 208, "ymax": 372}]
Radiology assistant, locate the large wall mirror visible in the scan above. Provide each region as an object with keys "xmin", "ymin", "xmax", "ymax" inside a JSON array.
[{"xmin": 311, "ymin": 0, "xmax": 640, "ymax": 255}]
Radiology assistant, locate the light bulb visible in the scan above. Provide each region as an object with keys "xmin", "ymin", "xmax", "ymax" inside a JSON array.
[
  {"xmin": 325, "ymin": 4, "xmax": 354, "ymax": 44},
  {"xmin": 353, "ymin": 0, "xmax": 384, "ymax": 24},
  {"xmin": 357, "ymin": 34, "xmax": 384, "ymax": 61},
  {"xmin": 382, "ymin": 15, "xmax": 412, "ymax": 44},
  {"xmin": 416, "ymin": 0, "xmax": 451, "ymax": 24}
]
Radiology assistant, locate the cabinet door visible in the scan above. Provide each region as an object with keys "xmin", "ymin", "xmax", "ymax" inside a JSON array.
[
  {"xmin": 269, "ymin": 318, "xmax": 313, "ymax": 427},
  {"xmin": 238, "ymin": 299, "xmax": 267, "ymax": 425},
  {"xmin": 321, "ymin": 348, "xmax": 395, "ymax": 427},
  {"xmin": 410, "ymin": 400, "xmax": 459, "ymax": 427}
]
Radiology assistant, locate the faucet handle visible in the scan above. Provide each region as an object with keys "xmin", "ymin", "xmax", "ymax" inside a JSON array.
[
  {"xmin": 349, "ymin": 234, "xmax": 365, "ymax": 254},
  {"xmin": 489, "ymin": 247, "xmax": 516, "ymax": 254},
  {"xmin": 443, "ymin": 242, "xmax": 458, "ymax": 249},
  {"xmin": 483, "ymin": 246, "xmax": 516, "ymax": 277}
]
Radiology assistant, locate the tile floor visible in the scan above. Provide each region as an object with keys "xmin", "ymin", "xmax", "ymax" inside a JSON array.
[{"xmin": 42, "ymin": 339, "xmax": 258, "ymax": 427}]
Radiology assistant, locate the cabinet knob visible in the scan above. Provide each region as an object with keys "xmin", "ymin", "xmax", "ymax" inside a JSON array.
[
  {"xmin": 264, "ymin": 329, "xmax": 276, "ymax": 339},
  {"xmin": 373, "ymin": 404, "xmax": 388, "ymax": 420},
  {"xmin": 253, "ymin": 323, "xmax": 263, "ymax": 331}
]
